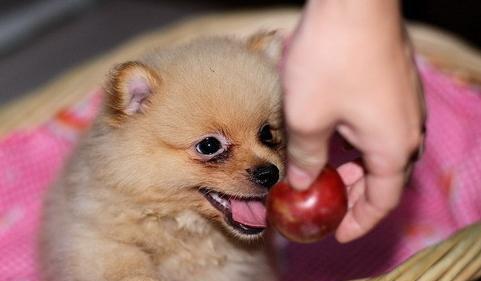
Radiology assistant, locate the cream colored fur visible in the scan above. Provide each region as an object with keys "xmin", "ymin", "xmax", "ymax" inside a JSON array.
[{"xmin": 40, "ymin": 34, "xmax": 284, "ymax": 281}]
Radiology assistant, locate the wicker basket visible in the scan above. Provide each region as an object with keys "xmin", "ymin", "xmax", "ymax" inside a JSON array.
[{"xmin": 0, "ymin": 8, "xmax": 480, "ymax": 281}]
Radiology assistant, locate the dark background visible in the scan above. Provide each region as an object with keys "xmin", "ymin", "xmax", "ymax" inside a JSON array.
[{"xmin": 0, "ymin": 0, "xmax": 479, "ymax": 105}]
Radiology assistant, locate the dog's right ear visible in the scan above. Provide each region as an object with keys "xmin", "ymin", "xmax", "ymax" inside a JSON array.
[{"xmin": 104, "ymin": 61, "xmax": 161, "ymax": 127}]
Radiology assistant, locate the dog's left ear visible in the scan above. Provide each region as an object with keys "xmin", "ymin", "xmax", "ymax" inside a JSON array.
[
  {"xmin": 246, "ymin": 30, "xmax": 284, "ymax": 62},
  {"xmin": 104, "ymin": 61, "xmax": 162, "ymax": 127}
]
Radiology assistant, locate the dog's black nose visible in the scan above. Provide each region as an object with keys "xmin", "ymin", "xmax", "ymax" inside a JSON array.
[{"xmin": 248, "ymin": 164, "xmax": 279, "ymax": 188}]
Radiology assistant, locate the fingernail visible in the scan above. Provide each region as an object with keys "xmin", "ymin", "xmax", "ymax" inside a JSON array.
[{"xmin": 287, "ymin": 165, "xmax": 312, "ymax": 190}]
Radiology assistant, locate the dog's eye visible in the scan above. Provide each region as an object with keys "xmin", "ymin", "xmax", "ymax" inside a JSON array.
[
  {"xmin": 259, "ymin": 124, "xmax": 274, "ymax": 146},
  {"xmin": 196, "ymin": 137, "xmax": 223, "ymax": 155}
]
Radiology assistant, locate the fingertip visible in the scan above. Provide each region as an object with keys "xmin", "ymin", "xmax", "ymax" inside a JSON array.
[
  {"xmin": 334, "ymin": 213, "xmax": 364, "ymax": 243},
  {"xmin": 334, "ymin": 231, "xmax": 351, "ymax": 244},
  {"xmin": 285, "ymin": 131, "xmax": 330, "ymax": 190},
  {"xmin": 337, "ymin": 161, "xmax": 364, "ymax": 186},
  {"xmin": 286, "ymin": 164, "xmax": 314, "ymax": 190}
]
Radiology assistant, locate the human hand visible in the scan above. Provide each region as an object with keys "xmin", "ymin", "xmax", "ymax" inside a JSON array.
[{"xmin": 281, "ymin": 0, "xmax": 425, "ymax": 243}]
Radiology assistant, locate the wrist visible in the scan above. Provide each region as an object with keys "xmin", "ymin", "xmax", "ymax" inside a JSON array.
[
  {"xmin": 302, "ymin": 0, "xmax": 403, "ymax": 39},
  {"xmin": 305, "ymin": 0, "xmax": 401, "ymax": 20},
  {"xmin": 297, "ymin": 0, "xmax": 409, "ymax": 58}
]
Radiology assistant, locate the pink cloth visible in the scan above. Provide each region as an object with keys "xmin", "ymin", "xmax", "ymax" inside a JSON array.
[
  {"xmin": 0, "ymin": 93, "xmax": 102, "ymax": 281},
  {"xmin": 0, "ymin": 61, "xmax": 480, "ymax": 281}
]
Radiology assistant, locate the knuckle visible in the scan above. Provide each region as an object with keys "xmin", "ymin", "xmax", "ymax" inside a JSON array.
[
  {"xmin": 403, "ymin": 129, "xmax": 424, "ymax": 164},
  {"xmin": 406, "ymin": 130, "xmax": 423, "ymax": 153},
  {"xmin": 379, "ymin": 129, "xmax": 424, "ymax": 170},
  {"xmin": 367, "ymin": 151, "xmax": 404, "ymax": 175},
  {"xmin": 284, "ymin": 100, "xmax": 334, "ymax": 136},
  {"xmin": 384, "ymin": 196, "xmax": 401, "ymax": 211},
  {"xmin": 289, "ymin": 151, "xmax": 327, "ymax": 169},
  {"xmin": 370, "ymin": 197, "xmax": 400, "ymax": 217},
  {"xmin": 285, "ymin": 111, "xmax": 322, "ymax": 136},
  {"xmin": 287, "ymin": 143, "xmax": 327, "ymax": 169}
]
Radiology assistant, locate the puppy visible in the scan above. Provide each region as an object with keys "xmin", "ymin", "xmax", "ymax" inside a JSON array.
[{"xmin": 40, "ymin": 32, "xmax": 285, "ymax": 281}]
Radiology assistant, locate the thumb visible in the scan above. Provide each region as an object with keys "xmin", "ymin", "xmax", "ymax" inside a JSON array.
[{"xmin": 286, "ymin": 128, "xmax": 332, "ymax": 190}]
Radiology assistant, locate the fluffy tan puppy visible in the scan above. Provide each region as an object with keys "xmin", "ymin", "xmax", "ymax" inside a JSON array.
[{"xmin": 40, "ymin": 32, "xmax": 285, "ymax": 281}]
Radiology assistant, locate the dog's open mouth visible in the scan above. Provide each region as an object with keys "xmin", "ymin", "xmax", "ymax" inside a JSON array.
[{"xmin": 199, "ymin": 188, "xmax": 266, "ymax": 236}]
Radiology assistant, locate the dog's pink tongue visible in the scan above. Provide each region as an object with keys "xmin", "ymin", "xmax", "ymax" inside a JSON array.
[{"xmin": 230, "ymin": 199, "xmax": 266, "ymax": 227}]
